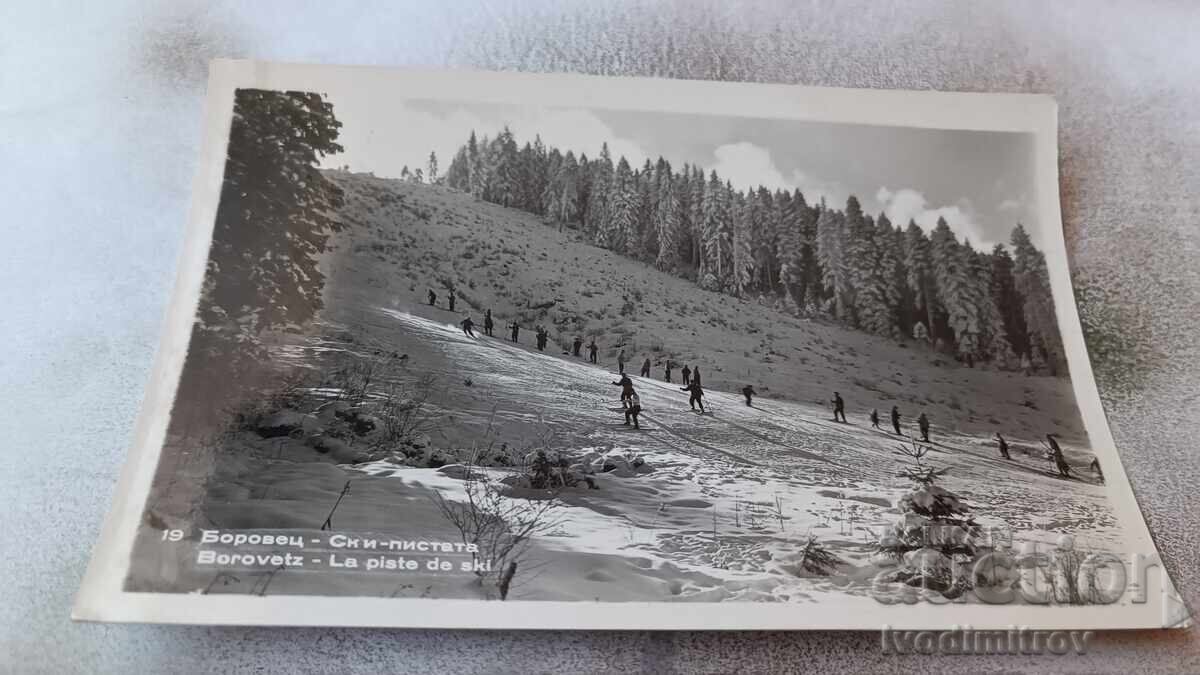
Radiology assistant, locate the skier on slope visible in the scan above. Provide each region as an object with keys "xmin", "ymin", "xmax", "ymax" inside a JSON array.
[
  {"xmin": 588, "ymin": 339, "xmax": 599, "ymax": 364},
  {"xmin": 692, "ymin": 366, "xmax": 702, "ymax": 387},
  {"xmin": 460, "ymin": 315, "xmax": 475, "ymax": 337},
  {"xmin": 640, "ymin": 357, "xmax": 651, "ymax": 378},
  {"xmin": 535, "ymin": 326, "xmax": 548, "ymax": 351},
  {"xmin": 996, "ymin": 432, "xmax": 1011, "ymax": 460},
  {"xmin": 448, "ymin": 292, "xmax": 456, "ymax": 312},
  {"xmin": 624, "ymin": 390, "xmax": 643, "ymax": 429},
  {"xmin": 742, "ymin": 384, "xmax": 757, "ymax": 407},
  {"xmin": 427, "ymin": 289, "xmax": 437, "ymax": 307},
  {"xmin": 509, "ymin": 321, "xmax": 520, "ymax": 343},
  {"xmin": 918, "ymin": 412, "xmax": 931, "ymax": 442},
  {"xmin": 1046, "ymin": 433, "xmax": 1071, "ymax": 478},
  {"xmin": 573, "ymin": 335, "xmax": 583, "ymax": 357},
  {"xmin": 681, "ymin": 380, "xmax": 706, "ymax": 413},
  {"xmin": 891, "ymin": 405, "xmax": 902, "ymax": 435},
  {"xmin": 612, "ymin": 373, "xmax": 635, "ymax": 404},
  {"xmin": 484, "ymin": 309, "xmax": 494, "ymax": 337},
  {"xmin": 617, "ymin": 349, "xmax": 627, "ymax": 375},
  {"xmin": 870, "ymin": 408, "xmax": 880, "ymax": 429},
  {"xmin": 681, "ymin": 364, "xmax": 692, "ymax": 386},
  {"xmin": 831, "ymin": 392, "xmax": 847, "ymax": 423},
  {"xmin": 664, "ymin": 360, "xmax": 673, "ymax": 383}
]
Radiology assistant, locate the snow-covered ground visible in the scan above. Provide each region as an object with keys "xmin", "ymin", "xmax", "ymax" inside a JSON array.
[{"xmin": 259, "ymin": 308, "xmax": 1121, "ymax": 603}]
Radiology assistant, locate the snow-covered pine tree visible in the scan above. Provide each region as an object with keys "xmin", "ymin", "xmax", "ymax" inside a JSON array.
[
  {"xmin": 855, "ymin": 213, "xmax": 900, "ymax": 337},
  {"xmin": 776, "ymin": 189, "xmax": 805, "ymax": 305},
  {"xmin": 488, "ymin": 127, "xmax": 520, "ymax": 208},
  {"xmin": 877, "ymin": 439, "xmax": 978, "ymax": 598},
  {"xmin": 841, "ymin": 195, "xmax": 873, "ymax": 326},
  {"xmin": 1011, "ymin": 224, "xmax": 1065, "ymax": 373},
  {"xmin": 972, "ymin": 246, "xmax": 1014, "ymax": 365},
  {"xmin": 603, "ymin": 156, "xmax": 638, "ymax": 253},
  {"xmin": 400, "ymin": 165, "xmax": 410, "ymax": 181},
  {"xmin": 654, "ymin": 160, "xmax": 682, "ymax": 272},
  {"xmin": 816, "ymin": 206, "xmax": 851, "ymax": 320},
  {"xmin": 990, "ymin": 243, "xmax": 1029, "ymax": 360},
  {"xmin": 689, "ymin": 166, "xmax": 706, "ymax": 272},
  {"xmin": 931, "ymin": 217, "xmax": 974, "ymax": 353},
  {"xmin": 752, "ymin": 187, "xmax": 777, "ymax": 294},
  {"xmin": 467, "ymin": 130, "xmax": 485, "ymax": 199},
  {"xmin": 637, "ymin": 159, "xmax": 658, "ymax": 261},
  {"xmin": 700, "ymin": 170, "xmax": 727, "ymax": 287},
  {"xmin": 583, "ymin": 143, "xmax": 613, "ymax": 241},
  {"xmin": 891, "ymin": 224, "xmax": 914, "ymax": 336},
  {"xmin": 732, "ymin": 189, "xmax": 754, "ymax": 297},
  {"xmin": 444, "ymin": 146, "xmax": 469, "ymax": 190},
  {"xmin": 904, "ymin": 220, "xmax": 937, "ymax": 343}
]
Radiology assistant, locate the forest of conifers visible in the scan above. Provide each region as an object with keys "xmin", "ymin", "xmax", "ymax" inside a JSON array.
[{"xmin": 410, "ymin": 127, "xmax": 1064, "ymax": 373}]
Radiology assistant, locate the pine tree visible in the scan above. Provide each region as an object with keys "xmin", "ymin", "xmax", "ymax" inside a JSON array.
[
  {"xmin": 752, "ymin": 187, "xmax": 777, "ymax": 294},
  {"xmin": 637, "ymin": 160, "xmax": 657, "ymax": 260},
  {"xmin": 974, "ymin": 246, "xmax": 1014, "ymax": 365},
  {"xmin": 1011, "ymin": 224, "xmax": 1064, "ymax": 373},
  {"xmin": 584, "ymin": 143, "xmax": 613, "ymax": 240},
  {"xmin": 654, "ymin": 160, "xmax": 682, "ymax": 272},
  {"xmin": 990, "ymin": 244, "xmax": 1029, "ymax": 359},
  {"xmin": 604, "ymin": 157, "xmax": 639, "ymax": 254},
  {"xmin": 731, "ymin": 190, "xmax": 754, "ymax": 297},
  {"xmin": 904, "ymin": 220, "xmax": 937, "ymax": 343},
  {"xmin": 488, "ymin": 127, "xmax": 520, "ymax": 207},
  {"xmin": 689, "ymin": 166, "xmax": 706, "ymax": 271},
  {"xmin": 467, "ymin": 130, "xmax": 484, "ymax": 198},
  {"xmin": 931, "ymin": 218, "xmax": 974, "ymax": 354},
  {"xmin": 816, "ymin": 206, "xmax": 850, "ymax": 319},
  {"xmin": 426, "ymin": 151, "xmax": 439, "ymax": 184},
  {"xmin": 855, "ymin": 213, "xmax": 900, "ymax": 336},
  {"xmin": 841, "ymin": 196, "xmax": 872, "ymax": 326},
  {"xmin": 445, "ymin": 146, "xmax": 469, "ymax": 190}
]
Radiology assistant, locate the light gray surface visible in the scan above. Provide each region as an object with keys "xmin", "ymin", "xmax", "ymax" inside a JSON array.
[{"xmin": 1, "ymin": 1, "xmax": 1198, "ymax": 672}]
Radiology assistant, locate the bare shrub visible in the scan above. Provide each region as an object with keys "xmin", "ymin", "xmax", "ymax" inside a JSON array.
[
  {"xmin": 431, "ymin": 466, "xmax": 563, "ymax": 600},
  {"xmin": 371, "ymin": 373, "xmax": 437, "ymax": 450}
]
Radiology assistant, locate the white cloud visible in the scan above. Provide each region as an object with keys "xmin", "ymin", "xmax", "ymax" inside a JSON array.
[
  {"xmin": 997, "ymin": 198, "xmax": 1022, "ymax": 211},
  {"xmin": 707, "ymin": 142, "xmax": 842, "ymax": 204},
  {"xmin": 876, "ymin": 186, "xmax": 995, "ymax": 249}
]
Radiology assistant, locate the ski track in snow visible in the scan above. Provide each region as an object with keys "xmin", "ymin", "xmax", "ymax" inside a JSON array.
[{"xmin": 333, "ymin": 308, "xmax": 1124, "ymax": 601}]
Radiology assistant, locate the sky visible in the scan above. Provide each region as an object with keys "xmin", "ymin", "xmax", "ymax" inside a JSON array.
[{"xmin": 317, "ymin": 90, "xmax": 1041, "ymax": 250}]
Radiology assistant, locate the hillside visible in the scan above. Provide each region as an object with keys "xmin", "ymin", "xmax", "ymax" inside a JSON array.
[{"xmin": 320, "ymin": 171, "xmax": 1086, "ymax": 444}]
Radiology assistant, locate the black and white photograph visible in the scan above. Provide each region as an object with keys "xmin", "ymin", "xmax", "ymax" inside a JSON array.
[{"xmin": 74, "ymin": 62, "xmax": 1178, "ymax": 630}]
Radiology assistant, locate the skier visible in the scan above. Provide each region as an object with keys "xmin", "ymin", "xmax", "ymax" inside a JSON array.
[
  {"xmin": 535, "ymin": 326, "xmax": 548, "ymax": 351},
  {"xmin": 891, "ymin": 405, "xmax": 902, "ymax": 435},
  {"xmin": 460, "ymin": 315, "xmax": 475, "ymax": 337},
  {"xmin": 483, "ymin": 309, "xmax": 494, "ymax": 337},
  {"xmin": 692, "ymin": 367, "xmax": 702, "ymax": 387},
  {"xmin": 588, "ymin": 339, "xmax": 599, "ymax": 364},
  {"xmin": 617, "ymin": 349, "xmax": 627, "ymax": 375},
  {"xmin": 664, "ymin": 361, "xmax": 673, "ymax": 383},
  {"xmin": 448, "ymin": 292, "xmax": 456, "ymax": 312},
  {"xmin": 1046, "ymin": 433, "xmax": 1071, "ymax": 478},
  {"xmin": 996, "ymin": 432, "xmax": 1010, "ymax": 460},
  {"xmin": 572, "ymin": 336, "xmax": 583, "ymax": 357},
  {"xmin": 681, "ymin": 364, "xmax": 692, "ymax": 387},
  {"xmin": 509, "ymin": 321, "xmax": 520, "ymax": 343},
  {"xmin": 624, "ymin": 390, "xmax": 643, "ymax": 429},
  {"xmin": 870, "ymin": 409, "xmax": 880, "ymax": 429},
  {"xmin": 612, "ymin": 373, "xmax": 635, "ymax": 404},
  {"xmin": 640, "ymin": 357, "xmax": 651, "ymax": 378},
  {"xmin": 831, "ymin": 392, "xmax": 847, "ymax": 423},
  {"xmin": 918, "ymin": 412, "xmax": 930, "ymax": 442},
  {"xmin": 742, "ymin": 384, "xmax": 757, "ymax": 407},
  {"xmin": 427, "ymin": 289, "xmax": 437, "ymax": 307},
  {"xmin": 681, "ymin": 380, "xmax": 706, "ymax": 413}
]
